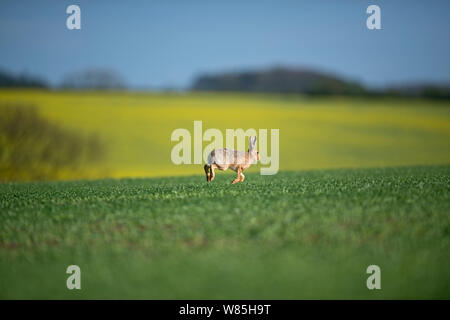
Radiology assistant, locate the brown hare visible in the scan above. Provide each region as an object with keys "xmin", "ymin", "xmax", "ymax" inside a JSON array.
[{"xmin": 204, "ymin": 136, "xmax": 259, "ymax": 184}]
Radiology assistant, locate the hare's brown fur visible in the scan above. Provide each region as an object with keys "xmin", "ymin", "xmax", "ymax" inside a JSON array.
[{"xmin": 204, "ymin": 136, "xmax": 259, "ymax": 184}]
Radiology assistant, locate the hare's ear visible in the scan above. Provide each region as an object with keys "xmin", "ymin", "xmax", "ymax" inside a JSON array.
[{"xmin": 252, "ymin": 136, "xmax": 257, "ymax": 148}]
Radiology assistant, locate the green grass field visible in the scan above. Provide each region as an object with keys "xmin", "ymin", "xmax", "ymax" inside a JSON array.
[
  {"xmin": 1, "ymin": 90, "xmax": 449, "ymax": 299},
  {"xmin": 1, "ymin": 165, "xmax": 449, "ymax": 299}
]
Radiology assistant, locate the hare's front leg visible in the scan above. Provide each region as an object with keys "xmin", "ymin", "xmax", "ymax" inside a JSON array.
[{"xmin": 232, "ymin": 167, "xmax": 243, "ymax": 184}]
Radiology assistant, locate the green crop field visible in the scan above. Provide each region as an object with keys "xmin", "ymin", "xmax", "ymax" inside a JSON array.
[
  {"xmin": 1, "ymin": 166, "xmax": 449, "ymax": 299},
  {"xmin": 1, "ymin": 90, "xmax": 449, "ymax": 299}
]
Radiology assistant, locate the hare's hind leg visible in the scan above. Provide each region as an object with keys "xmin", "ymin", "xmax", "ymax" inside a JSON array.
[
  {"xmin": 204, "ymin": 164, "xmax": 211, "ymax": 182},
  {"xmin": 210, "ymin": 164, "xmax": 218, "ymax": 181}
]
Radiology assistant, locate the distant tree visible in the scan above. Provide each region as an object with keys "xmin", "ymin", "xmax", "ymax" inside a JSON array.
[
  {"xmin": 61, "ymin": 68, "xmax": 126, "ymax": 90},
  {"xmin": 0, "ymin": 69, "xmax": 48, "ymax": 88},
  {"xmin": 385, "ymin": 83, "xmax": 450, "ymax": 100},
  {"xmin": 0, "ymin": 103, "xmax": 105, "ymax": 181},
  {"xmin": 421, "ymin": 86, "xmax": 450, "ymax": 100}
]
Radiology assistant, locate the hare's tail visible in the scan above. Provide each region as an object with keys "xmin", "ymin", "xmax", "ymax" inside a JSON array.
[{"xmin": 207, "ymin": 151, "xmax": 215, "ymax": 165}]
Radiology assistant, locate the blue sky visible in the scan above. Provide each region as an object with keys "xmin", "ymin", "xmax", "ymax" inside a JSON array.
[{"xmin": 1, "ymin": 0, "xmax": 449, "ymax": 89}]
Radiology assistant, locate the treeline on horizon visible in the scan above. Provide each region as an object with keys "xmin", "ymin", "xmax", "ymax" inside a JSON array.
[
  {"xmin": 1, "ymin": 67, "xmax": 450, "ymax": 100},
  {"xmin": 192, "ymin": 67, "xmax": 450, "ymax": 100}
]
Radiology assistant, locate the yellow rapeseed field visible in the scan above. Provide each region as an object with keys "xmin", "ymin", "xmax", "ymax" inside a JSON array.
[{"xmin": 1, "ymin": 89, "xmax": 449, "ymax": 180}]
